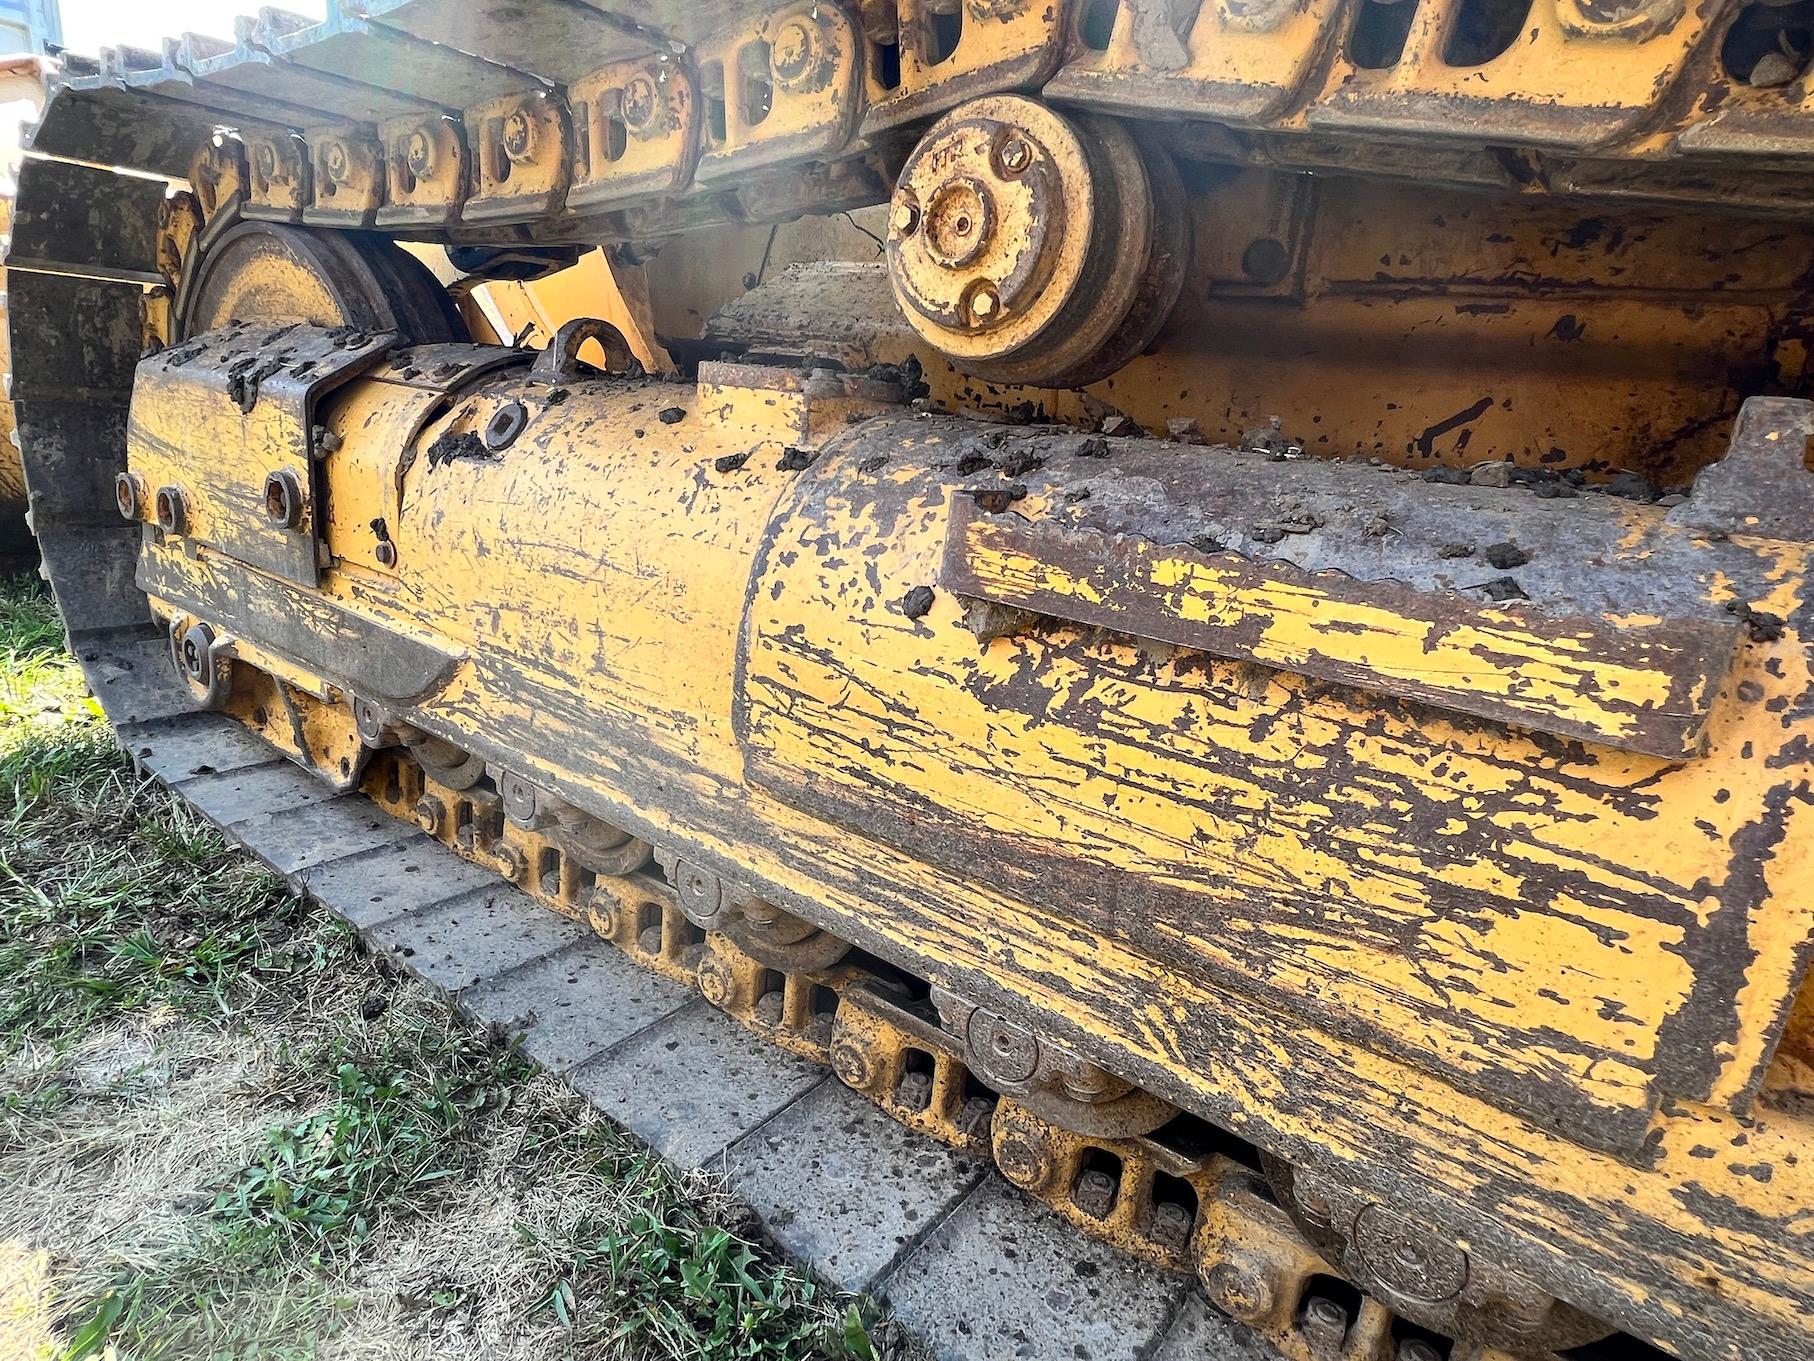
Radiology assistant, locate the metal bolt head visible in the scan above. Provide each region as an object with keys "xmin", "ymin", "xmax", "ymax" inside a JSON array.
[
  {"xmin": 415, "ymin": 796, "xmax": 445, "ymax": 834},
  {"xmin": 405, "ymin": 128, "xmax": 434, "ymax": 177},
  {"xmin": 998, "ymin": 137, "xmax": 1032, "ymax": 175},
  {"xmin": 1204, "ymin": 1260, "xmax": 1277, "ymax": 1323},
  {"xmin": 830, "ymin": 1038, "xmax": 874, "ymax": 1091},
  {"xmin": 323, "ymin": 141, "xmax": 349, "ymax": 183},
  {"xmin": 587, "ymin": 888, "xmax": 621, "ymax": 937},
  {"xmin": 254, "ymin": 141, "xmax": 278, "ymax": 179},
  {"xmin": 622, "ymin": 73, "xmax": 659, "ymax": 130},
  {"xmin": 502, "ymin": 109, "xmax": 534, "ymax": 163},
  {"xmin": 697, "ymin": 954, "xmax": 732, "ymax": 1006},
  {"xmin": 1304, "ymin": 1296, "xmax": 1348, "ymax": 1330},
  {"xmin": 1397, "ymin": 1340, "xmax": 1443, "ymax": 1361},
  {"xmin": 495, "ymin": 845, "xmax": 527, "ymax": 883},
  {"xmin": 891, "ymin": 199, "xmax": 921, "ymax": 237},
  {"xmin": 374, "ymin": 541, "xmax": 398, "ymax": 568},
  {"xmin": 994, "ymin": 1134, "xmax": 1055, "ymax": 1192},
  {"xmin": 772, "ymin": 16, "xmax": 818, "ymax": 86},
  {"xmin": 967, "ymin": 282, "xmax": 1001, "ymax": 325}
]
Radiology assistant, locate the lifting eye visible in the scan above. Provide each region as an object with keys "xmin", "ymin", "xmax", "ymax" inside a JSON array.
[{"xmin": 483, "ymin": 401, "xmax": 530, "ymax": 452}]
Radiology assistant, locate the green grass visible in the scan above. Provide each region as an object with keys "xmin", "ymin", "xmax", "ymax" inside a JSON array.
[{"xmin": 0, "ymin": 575, "xmax": 884, "ymax": 1361}]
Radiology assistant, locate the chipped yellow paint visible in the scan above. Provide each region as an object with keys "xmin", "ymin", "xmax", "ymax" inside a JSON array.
[{"xmin": 122, "ymin": 358, "xmax": 1814, "ymax": 1359}]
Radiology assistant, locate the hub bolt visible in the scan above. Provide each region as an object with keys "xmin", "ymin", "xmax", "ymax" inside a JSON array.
[
  {"xmin": 998, "ymin": 137, "xmax": 1032, "ymax": 175},
  {"xmin": 891, "ymin": 199, "xmax": 921, "ymax": 237},
  {"xmin": 697, "ymin": 953, "xmax": 733, "ymax": 1007},
  {"xmin": 415, "ymin": 796, "xmax": 445, "ymax": 835},
  {"xmin": 503, "ymin": 109, "xmax": 534, "ymax": 163},
  {"xmin": 405, "ymin": 128, "xmax": 435, "ymax": 178},
  {"xmin": 622, "ymin": 73, "xmax": 659, "ymax": 130},
  {"xmin": 830, "ymin": 1038, "xmax": 874, "ymax": 1091},
  {"xmin": 994, "ymin": 1134, "xmax": 1056, "ymax": 1192},
  {"xmin": 1204, "ymin": 1259, "xmax": 1278, "ymax": 1323}
]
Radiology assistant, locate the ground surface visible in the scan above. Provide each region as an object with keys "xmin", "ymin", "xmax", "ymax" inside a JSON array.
[{"xmin": 0, "ymin": 576, "xmax": 889, "ymax": 1361}]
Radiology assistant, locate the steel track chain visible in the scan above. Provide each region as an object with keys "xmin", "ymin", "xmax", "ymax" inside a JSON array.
[
  {"xmin": 46, "ymin": 0, "xmax": 1814, "ymax": 242},
  {"xmin": 355, "ymin": 736, "xmax": 1560, "ymax": 1361}
]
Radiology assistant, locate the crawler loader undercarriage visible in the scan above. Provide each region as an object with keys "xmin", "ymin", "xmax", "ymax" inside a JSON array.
[{"xmin": 10, "ymin": 3, "xmax": 1814, "ymax": 1360}]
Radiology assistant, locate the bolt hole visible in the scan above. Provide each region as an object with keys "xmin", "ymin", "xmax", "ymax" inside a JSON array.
[
  {"xmin": 871, "ymin": 39, "xmax": 902, "ymax": 89},
  {"xmin": 740, "ymin": 40, "xmax": 774, "ymax": 127},
  {"xmin": 1443, "ymin": 0, "xmax": 1533, "ymax": 66},
  {"xmin": 1079, "ymin": 0, "xmax": 1121, "ymax": 49},
  {"xmin": 1721, "ymin": 1, "xmax": 1814, "ymax": 86},
  {"xmin": 1349, "ymin": 0, "xmax": 1420, "ymax": 69},
  {"xmin": 702, "ymin": 62, "xmax": 728, "ymax": 146},
  {"xmin": 483, "ymin": 402, "xmax": 529, "ymax": 452},
  {"xmin": 486, "ymin": 116, "xmax": 512, "ymax": 184},
  {"xmin": 926, "ymin": 3, "xmax": 963, "ymax": 64}
]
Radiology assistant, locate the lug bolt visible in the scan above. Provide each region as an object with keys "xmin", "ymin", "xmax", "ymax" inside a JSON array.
[
  {"xmin": 1302, "ymin": 1295, "xmax": 1349, "ymax": 1346},
  {"xmin": 587, "ymin": 887, "xmax": 621, "ymax": 937},
  {"xmin": 969, "ymin": 284, "xmax": 1000, "ymax": 324},
  {"xmin": 405, "ymin": 128, "xmax": 434, "ymax": 177},
  {"xmin": 891, "ymin": 199, "xmax": 921, "ymax": 237},
  {"xmin": 994, "ymin": 1134, "xmax": 1055, "ymax": 1193},
  {"xmin": 1150, "ymin": 1201, "xmax": 1194, "ymax": 1253},
  {"xmin": 998, "ymin": 137, "xmax": 1031, "ymax": 175},
  {"xmin": 1204, "ymin": 1259, "xmax": 1278, "ymax": 1323},
  {"xmin": 622, "ymin": 74, "xmax": 658, "ymax": 129},
  {"xmin": 697, "ymin": 953, "xmax": 733, "ymax": 1007},
  {"xmin": 495, "ymin": 845, "xmax": 527, "ymax": 882},
  {"xmin": 896, "ymin": 1069, "xmax": 933, "ymax": 1112},
  {"xmin": 830, "ymin": 1039, "xmax": 874, "ymax": 1091},
  {"xmin": 503, "ymin": 109, "xmax": 534, "ymax": 163},
  {"xmin": 415, "ymin": 796, "xmax": 445, "ymax": 835}
]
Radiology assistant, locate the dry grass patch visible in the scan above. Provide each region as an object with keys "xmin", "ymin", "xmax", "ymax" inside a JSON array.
[{"xmin": 0, "ymin": 578, "xmax": 893, "ymax": 1361}]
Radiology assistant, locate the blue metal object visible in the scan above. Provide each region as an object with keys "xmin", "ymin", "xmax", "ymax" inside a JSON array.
[{"xmin": 0, "ymin": 0, "xmax": 60, "ymax": 54}]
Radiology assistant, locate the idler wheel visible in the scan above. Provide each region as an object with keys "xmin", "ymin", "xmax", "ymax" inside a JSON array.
[{"xmin": 886, "ymin": 95, "xmax": 1187, "ymax": 389}]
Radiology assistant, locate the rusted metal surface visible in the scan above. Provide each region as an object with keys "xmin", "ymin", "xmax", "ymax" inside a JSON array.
[
  {"xmin": 13, "ymin": 9, "xmax": 1814, "ymax": 1361},
  {"xmin": 941, "ymin": 471, "xmax": 1745, "ymax": 759}
]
